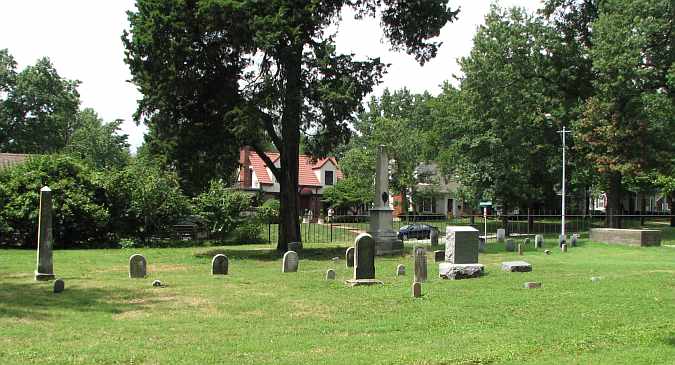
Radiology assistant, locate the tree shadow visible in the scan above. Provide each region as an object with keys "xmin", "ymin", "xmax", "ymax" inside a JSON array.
[{"xmin": 194, "ymin": 245, "xmax": 414, "ymax": 261}]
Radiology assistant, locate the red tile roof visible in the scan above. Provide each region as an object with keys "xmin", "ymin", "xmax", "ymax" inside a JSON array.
[
  {"xmin": 0, "ymin": 153, "xmax": 30, "ymax": 170},
  {"xmin": 239, "ymin": 149, "xmax": 342, "ymax": 187}
]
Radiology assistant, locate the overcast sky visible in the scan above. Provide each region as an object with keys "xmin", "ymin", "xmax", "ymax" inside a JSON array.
[{"xmin": 0, "ymin": 0, "xmax": 542, "ymax": 151}]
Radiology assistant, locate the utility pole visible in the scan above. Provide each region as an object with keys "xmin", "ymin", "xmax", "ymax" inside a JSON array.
[{"xmin": 558, "ymin": 126, "xmax": 571, "ymax": 240}]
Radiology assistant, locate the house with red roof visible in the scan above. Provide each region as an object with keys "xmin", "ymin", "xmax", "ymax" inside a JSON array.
[{"xmin": 238, "ymin": 147, "xmax": 343, "ymax": 220}]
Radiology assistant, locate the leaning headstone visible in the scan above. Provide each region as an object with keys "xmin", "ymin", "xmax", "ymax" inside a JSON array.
[
  {"xmin": 434, "ymin": 250, "xmax": 445, "ymax": 262},
  {"xmin": 517, "ymin": 244, "xmax": 523, "ymax": 256},
  {"xmin": 439, "ymin": 263, "xmax": 485, "ymax": 280},
  {"xmin": 535, "ymin": 235, "xmax": 544, "ymax": 249},
  {"xmin": 561, "ymin": 243, "xmax": 568, "ymax": 253},
  {"xmin": 571, "ymin": 234, "xmax": 579, "ymax": 247},
  {"xmin": 505, "ymin": 239, "xmax": 516, "ymax": 252},
  {"xmin": 478, "ymin": 237, "xmax": 486, "ymax": 253},
  {"xmin": 412, "ymin": 282, "xmax": 422, "ymax": 298},
  {"xmin": 53, "ymin": 279, "xmax": 64, "ymax": 293},
  {"xmin": 288, "ymin": 241, "xmax": 302, "ymax": 252},
  {"xmin": 129, "ymin": 254, "xmax": 147, "ymax": 278},
  {"xmin": 501, "ymin": 261, "xmax": 532, "ymax": 272},
  {"xmin": 346, "ymin": 233, "xmax": 383, "ymax": 286},
  {"xmin": 396, "ymin": 264, "xmax": 405, "ymax": 276},
  {"xmin": 282, "ymin": 251, "xmax": 299, "ymax": 272},
  {"xmin": 430, "ymin": 229, "xmax": 439, "ymax": 245},
  {"xmin": 211, "ymin": 254, "xmax": 229, "ymax": 275},
  {"xmin": 345, "ymin": 247, "xmax": 355, "ymax": 268},
  {"xmin": 523, "ymin": 282, "xmax": 541, "ymax": 289},
  {"xmin": 496, "ymin": 229, "xmax": 506, "ymax": 243},
  {"xmin": 414, "ymin": 247, "xmax": 427, "ymax": 282},
  {"xmin": 559, "ymin": 234, "xmax": 566, "ymax": 247},
  {"xmin": 35, "ymin": 186, "xmax": 55, "ymax": 281},
  {"xmin": 445, "ymin": 226, "xmax": 479, "ymax": 264},
  {"xmin": 325, "ymin": 269, "xmax": 336, "ymax": 280}
]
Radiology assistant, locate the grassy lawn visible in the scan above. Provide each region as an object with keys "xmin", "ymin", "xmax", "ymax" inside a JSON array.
[{"xmin": 1, "ymin": 233, "xmax": 674, "ymax": 364}]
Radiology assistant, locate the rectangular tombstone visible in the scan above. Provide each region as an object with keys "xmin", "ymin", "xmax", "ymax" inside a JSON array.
[
  {"xmin": 413, "ymin": 247, "xmax": 427, "ymax": 283},
  {"xmin": 354, "ymin": 233, "xmax": 375, "ymax": 280},
  {"xmin": 445, "ymin": 226, "xmax": 479, "ymax": 264},
  {"xmin": 535, "ymin": 235, "xmax": 544, "ymax": 248},
  {"xmin": 496, "ymin": 229, "xmax": 506, "ymax": 243},
  {"xmin": 434, "ymin": 250, "xmax": 445, "ymax": 262},
  {"xmin": 589, "ymin": 228, "xmax": 661, "ymax": 247},
  {"xmin": 35, "ymin": 187, "xmax": 55, "ymax": 281}
]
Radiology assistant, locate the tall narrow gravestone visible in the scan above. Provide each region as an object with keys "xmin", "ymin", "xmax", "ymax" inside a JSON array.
[
  {"xmin": 346, "ymin": 233, "xmax": 383, "ymax": 286},
  {"xmin": 129, "ymin": 254, "xmax": 147, "ymax": 278},
  {"xmin": 413, "ymin": 247, "xmax": 427, "ymax": 282},
  {"xmin": 368, "ymin": 145, "xmax": 404, "ymax": 255},
  {"xmin": 282, "ymin": 251, "xmax": 299, "ymax": 273},
  {"xmin": 35, "ymin": 187, "xmax": 55, "ymax": 281},
  {"xmin": 211, "ymin": 254, "xmax": 229, "ymax": 275},
  {"xmin": 535, "ymin": 235, "xmax": 544, "ymax": 249}
]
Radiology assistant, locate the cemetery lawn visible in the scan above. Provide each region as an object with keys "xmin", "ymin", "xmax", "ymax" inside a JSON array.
[{"xmin": 1, "ymin": 235, "xmax": 675, "ymax": 364}]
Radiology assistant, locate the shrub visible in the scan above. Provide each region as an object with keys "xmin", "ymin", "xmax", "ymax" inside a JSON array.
[
  {"xmin": 193, "ymin": 179, "xmax": 254, "ymax": 239},
  {"xmin": 230, "ymin": 220, "xmax": 263, "ymax": 243},
  {"xmin": 257, "ymin": 198, "xmax": 280, "ymax": 223}
]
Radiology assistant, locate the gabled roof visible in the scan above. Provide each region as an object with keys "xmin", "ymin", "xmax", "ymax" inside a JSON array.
[
  {"xmin": 0, "ymin": 153, "xmax": 30, "ymax": 170},
  {"xmin": 240, "ymin": 149, "xmax": 342, "ymax": 187}
]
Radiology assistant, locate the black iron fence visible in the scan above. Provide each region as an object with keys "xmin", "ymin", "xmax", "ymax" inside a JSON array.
[{"xmin": 264, "ymin": 212, "xmax": 673, "ymax": 244}]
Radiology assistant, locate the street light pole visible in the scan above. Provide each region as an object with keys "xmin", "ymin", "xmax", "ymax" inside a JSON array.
[{"xmin": 558, "ymin": 126, "xmax": 571, "ymax": 241}]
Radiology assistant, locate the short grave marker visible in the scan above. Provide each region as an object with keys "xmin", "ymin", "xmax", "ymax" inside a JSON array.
[
  {"xmin": 501, "ymin": 261, "xmax": 532, "ymax": 272},
  {"xmin": 129, "ymin": 254, "xmax": 147, "ymax": 278},
  {"xmin": 282, "ymin": 251, "xmax": 299, "ymax": 273}
]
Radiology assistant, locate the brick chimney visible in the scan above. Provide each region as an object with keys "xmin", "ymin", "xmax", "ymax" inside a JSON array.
[{"xmin": 240, "ymin": 146, "xmax": 252, "ymax": 188}]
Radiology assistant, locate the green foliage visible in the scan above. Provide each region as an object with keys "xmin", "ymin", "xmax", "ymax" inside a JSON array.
[
  {"xmin": 66, "ymin": 108, "xmax": 130, "ymax": 170},
  {"xmin": 323, "ymin": 147, "xmax": 374, "ymax": 212},
  {"xmin": 0, "ymin": 154, "xmax": 109, "ymax": 248},
  {"xmin": 257, "ymin": 199, "xmax": 280, "ymax": 224},
  {"xmin": 193, "ymin": 179, "xmax": 255, "ymax": 239},
  {"xmin": 0, "ymin": 51, "xmax": 81, "ymax": 153}
]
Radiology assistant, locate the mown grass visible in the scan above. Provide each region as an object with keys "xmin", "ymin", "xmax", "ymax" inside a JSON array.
[{"xmin": 1, "ymin": 232, "xmax": 674, "ymax": 364}]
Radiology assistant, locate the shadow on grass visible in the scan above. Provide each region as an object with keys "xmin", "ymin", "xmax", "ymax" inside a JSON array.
[
  {"xmin": 0, "ymin": 281, "xmax": 141, "ymax": 321},
  {"xmin": 195, "ymin": 245, "xmax": 415, "ymax": 261}
]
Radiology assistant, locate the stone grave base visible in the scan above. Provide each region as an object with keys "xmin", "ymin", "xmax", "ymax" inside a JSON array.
[
  {"xmin": 501, "ymin": 261, "xmax": 532, "ymax": 272},
  {"xmin": 439, "ymin": 263, "xmax": 484, "ymax": 280},
  {"xmin": 345, "ymin": 279, "xmax": 384, "ymax": 287},
  {"xmin": 35, "ymin": 271, "xmax": 55, "ymax": 281}
]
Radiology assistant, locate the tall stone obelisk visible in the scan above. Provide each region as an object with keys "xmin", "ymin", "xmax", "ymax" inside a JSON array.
[
  {"xmin": 35, "ymin": 186, "xmax": 55, "ymax": 281},
  {"xmin": 369, "ymin": 145, "xmax": 403, "ymax": 255}
]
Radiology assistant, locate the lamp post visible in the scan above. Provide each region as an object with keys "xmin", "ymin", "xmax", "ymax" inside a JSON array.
[{"xmin": 558, "ymin": 126, "xmax": 571, "ymax": 241}]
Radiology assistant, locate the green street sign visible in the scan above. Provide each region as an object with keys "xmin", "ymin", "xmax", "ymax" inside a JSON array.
[{"xmin": 479, "ymin": 201, "xmax": 492, "ymax": 207}]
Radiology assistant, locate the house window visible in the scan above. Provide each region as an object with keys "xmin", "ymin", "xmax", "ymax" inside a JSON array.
[
  {"xmin": 325, "ymin": 170, "xmax": 334, "ymax": 186},
  {"xmin": 421, "ymin": 198, "xmax": 435, "ymax": 213}
]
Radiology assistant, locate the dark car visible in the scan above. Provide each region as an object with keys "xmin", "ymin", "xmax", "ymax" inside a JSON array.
[{"xmin": 397, "ymin": 224, "xmax": 437, "ymax": 240}]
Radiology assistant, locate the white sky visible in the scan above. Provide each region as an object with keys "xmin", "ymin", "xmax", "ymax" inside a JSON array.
[{"xmin": 0, "ymin": 0, "xmax": 543, "ymax": 151}]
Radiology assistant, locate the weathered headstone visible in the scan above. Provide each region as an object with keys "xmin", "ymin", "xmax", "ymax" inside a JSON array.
[
  {"xmin": 346, "ymin": 233, "xmax": 383, "ymax": 286},
  {"xmin": 288, "ymin": 241, "xmax": 302, "ymax": 252},
  {"xmin": 282, "ymin": 251, "xmax": 299, "ymax": 272},
  {"xmin": 559, "ymin": 234, "xmax": 566, "ymax": 247},
  {"xmin": 53, "ymin": 279, "xmax": 64, "ymax": 293},
  {"xmin": 325, "ymin": 269, "xmax": 336, "ymax": 280},
  {"xmin": 35, "ymin": 186, "xmax": 55, "ymax": 281},
  {"xmin": 345, "ymin": 247, "xmax": 355, "ymax": 268},
  {"xmin": 129, "ymin": 254, "xmax": 147, "ymax": 278},
  {"xmin": 412, "ymin": 281, "xmax": 422, "ymax": 298},
  {"xmin": 445, "ymin": 226, "xmax": 479, "ymax": 264},
  {"xmin": 523, "ymin": 282, "xmax": 541, "ymax": 289},
  {"xmin": 413, "ymin": 247, "xmax": 427, "ymax": 282},
  {"xmin": 434, "ymin": 250, "xmax": 445, "ymax": 262},
  {"xmin": 430, "ymin": 229, "xmax": 439, "ymax": 245},
  {"xmin": 496, "ymin": 229, "xmax": 506, "ymax": 243},
  {"xmin": 571, "ymin": 234, "xmax": 579, "ymax": 247},
  {"xmin": 501, "ymin": 261, "xmax": 532, "ymax": 272},
  {"xmin": 561, "ymin": 243, "xmax": 568, "ymax": 253},
  {"xmin": 535, "ymin": 234, "xmax": 544, "ymax": 249},
  {"xmin": 211, "ymin": 254, "xmax": 229, "ymax": 275},
  {"xmin": 517, "ymin": 244, "xmax": 523, "ymax": 255},
  {"xmin": 505, "ymin": 239, "xmax": 516, "ymax": 252},
  {"xmin": 478, "ymin": 237, "xmax": 486, "ymax": 253},
  {"xmin": 439, "ymin": 263, "xmax": 484, "ymax": 280},
  {"xmin": 396, "ymin": 264, "xmax": 405, "ymax": 276}
]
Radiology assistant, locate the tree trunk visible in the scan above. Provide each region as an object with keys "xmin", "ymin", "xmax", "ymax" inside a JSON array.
[
  {"xmin": 605, "ymin": 173, "xmax": 622, "ymax": 228},
  {"xmin": 640, "ymin": 192, "xmax": 646, "ymax": 226},
  {"xmin": 276, "ymin": 46, "xmax": 303, "ymax": 252},
  {"xmin": 669, "ymin": 194, "xmax": 674, "ymax": 227}
]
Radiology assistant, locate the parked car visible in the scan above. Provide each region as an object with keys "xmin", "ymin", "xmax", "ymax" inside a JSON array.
[{"xmin": 397, "ymin": 224, "xmax": 437, "ymax": 240}]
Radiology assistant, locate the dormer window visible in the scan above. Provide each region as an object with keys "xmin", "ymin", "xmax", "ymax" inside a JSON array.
[{"xmin": 325, "ymin": 170, "xmax": 334, "ymax": 186}]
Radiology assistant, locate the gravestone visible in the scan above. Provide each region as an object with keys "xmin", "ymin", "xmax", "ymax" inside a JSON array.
[
  {"xmin": 345, "ymin": 247, "xmax": 355, "ymax": 268},
  {"xmin": 53, "ymin": 279, "xmax": 64, "ymax": 293},
  {"xmin": 396, "ymin": 264, "xmax": 405, "ymax": 276},
  {"xmin": 505, "ymin": 239, "xmax": 516, "ymax": 252},
  {"xmin": 282, "ymin": 251, "xmax": 299, "ymax": 272},
  {"xmin": 561, "ymin": 243, "xmax": 567, "ymax": 253},
  {"xmin": 523, "ymin": 282, "xmax": 541, "ymax": 289},
  {"xmin": 559, "ymin": 234, "xmax": 566, "ymax": 247},
  {"xmin": 35, "ymin": 187, "xmax": 55, "ymax": 281},
  {"xmin": 439, "ymin": 263, "xmax": 485, "ymax": 280},
  {"xmin": 434, "ymin": 250, "xmax": 445, "ymax": 262},
  {"xmin": 368, "ymin": 145, "xmax": 404, "ymax": 255},
  {"xmin": 501, "ymin": 261, "xmax": 532, "ymax": 272},
  {"xmin": 517, "ymin": 244, "xmax": 523, "ymax": 255},
  {"xmin": 412, "ymin": 282, "xmax": 422, "ymax": 298},
  {"xmin": 535, "ymin": 235, "xmax": 544, "ymax": 249},
  {"xmin": 571, "ymin": 234, "xmax": 578, "ymax": 247},
  {"xmin": 445, "ymin": 226, "xmax": 479, "ymax": 264},
  {"xmin": 129, "ymin": 254, "xmax": 147, "ymax": 278},
  {"xmin": 430, "ymin": 229, "xmax": 439, "ymax": 245},
  {"xmin": 346, "ymin": 233, "xmax": 383, "ymax": 286},
  {"xmin": 544, "ymin": 249, "xmax": 551, "ymax": 255},
  {"xmin": 478, "ymin": 237, "xmax": 486, "ymax": 253},
  {"xmin": 413, "ymin": 247, "xmax": 427, "ymax": 282},
  {"xmin": 496, "ymin": 229, "xmax": 506, "ymax": 243},
  {"xmin": 211, "ymin": 254, "xmax": 229, "ymax": 275},
  {"xmin": 325, "ymin": 269, "xmax": 336, "ymax": 280},
  {"xmin": 152, "ymin": 280, "xmax": 163, "ymax": 287},
  {"xmin": 288, "ymin": 241, "xmax": 302, "ymax": 252}
]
